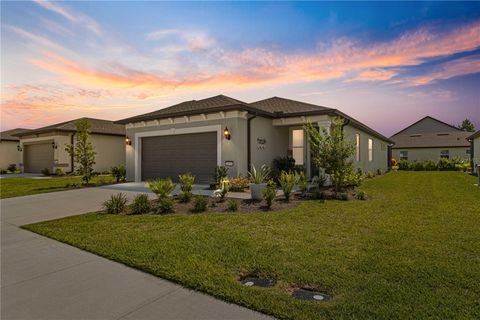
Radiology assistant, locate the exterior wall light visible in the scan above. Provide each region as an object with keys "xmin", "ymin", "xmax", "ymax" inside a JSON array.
[
  {"xmin": 224, "ymin": 127, "xmax": 231, "ymax": 140},
  {"xmin": 17, "ymin": 145, "xmax": 23, "ymax": 152},
  {"xmin": 125, "ymin": 136, "xmax": 132, "ymax": 145},
  {"xmin": 52, "ymin": 142, "xmax": 58, "ymax": 149}
]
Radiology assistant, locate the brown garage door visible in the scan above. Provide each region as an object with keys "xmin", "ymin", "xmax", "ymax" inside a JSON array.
[
  {"xmin": 24, "ymin": 143, "xmax": 54, "ymax": 173},
  {"xmin": 142, "ymin": 132, "xmax": 217, "ymax": 183}
]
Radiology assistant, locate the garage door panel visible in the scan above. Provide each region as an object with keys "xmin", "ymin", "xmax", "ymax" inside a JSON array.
[
  {"xmin": 141, "ymin": 132, "xmax": 217, "ymax": 183},
  {"xmin": 24, "ymin": 143, "xmax": 54, "ymax": 173}
]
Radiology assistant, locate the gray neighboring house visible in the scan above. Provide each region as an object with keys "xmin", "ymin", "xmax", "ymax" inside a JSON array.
[
  {"xmin": 390, "ymin": 116, "xmax": 471, "ymax": 162},
  {"xmin": 116, "ymin": 95, "xmax": 393, "ymax": 183},
  {"xmin": 0, "ymin": 128, "xmax": 30, "ymax": 170},
  {"xmin": 14, "ymin": 118, "xmax": 126, "ymax": 174},
  {"xmin": 467, "ymin": 130, "xmax": 480, "ymax": 174}
]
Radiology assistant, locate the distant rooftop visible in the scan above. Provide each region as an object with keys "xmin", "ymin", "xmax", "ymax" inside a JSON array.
[
  {"xmin": 14, "ymin": 118, "xmax": 125, "ymax": 137},
  {"xmin": 0, "ymin": 128, "xmax": 31, "ymax": 141}
]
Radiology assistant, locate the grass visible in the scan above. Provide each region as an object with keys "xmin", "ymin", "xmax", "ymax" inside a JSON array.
[
  {"xmin": 0, "ymin": 175, "xmax": 116, "ymax": 199},
  {"xmin": 23, "ymin": 172, "xmax": 480, "ymax": 319}
]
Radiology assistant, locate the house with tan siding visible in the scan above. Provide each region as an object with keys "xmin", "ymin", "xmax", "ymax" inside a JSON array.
[
  {"xmin": 14, "ymin": 118, "xmax": 126, "ymax": 174},
  {"xmin": 116, "ymin": 95, "xmax": 392, "ymax": 183},
  {"xmin": 390, "ymin": 116, "xmax": 471, "ymax": 162},
  {"xmin": 0, "ymin": 128, "xmax": 30, "ymax": 171}
]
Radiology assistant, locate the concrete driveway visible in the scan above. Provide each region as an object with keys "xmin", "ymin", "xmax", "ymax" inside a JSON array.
[{"xmin": 1, "ymin": 186, "xmax": 270, "ymax": 319}]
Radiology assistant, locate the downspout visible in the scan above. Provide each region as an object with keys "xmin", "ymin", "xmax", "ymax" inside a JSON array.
[
  {"xmin": 247, "ymin": 113, "xmax": 257, "ymax": 170},
  {"xmin": 68, "ymin": 132, "xmax": 75, "ymax": 174}
]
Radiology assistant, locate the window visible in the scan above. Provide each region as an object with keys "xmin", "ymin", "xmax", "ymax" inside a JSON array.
[
  {"xmin": 467, "ymin": 148, "xmax": 471, "ymax": 155},
  {"xmin": 355, "ymin": 133, "xmax": 360, "ymax": 162},
  {"xmin": 440, "ymin": 150, "xmax": 449, "ymax": 159},
  {"xmin": 368, "ymin": 138, "xmax": 373, "ymax": 162},
  {"xmin": 400, "ymin": 151, "xmax": 408, "ymax": 160},
  {"xmin": 292, "ymin": 129, "xmax": 304, "ymax": 165}
]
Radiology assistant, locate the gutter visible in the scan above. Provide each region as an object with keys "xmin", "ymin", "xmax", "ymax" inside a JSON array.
[{"xmin": 247, "ymin": 113, "xmax": 257, "ymax": 170}]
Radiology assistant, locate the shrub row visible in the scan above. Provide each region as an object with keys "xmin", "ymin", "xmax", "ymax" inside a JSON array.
[{"xmin": 394, "ymin": 157, "xmax": 470, "ymax": 171}]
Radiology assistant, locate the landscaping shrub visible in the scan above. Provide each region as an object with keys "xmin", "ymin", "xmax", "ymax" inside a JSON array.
[
  {"xmin": 263, "ymin": 180, "xmax": 277, "ymax": 209},
  {"xmin": 55, "ymin": 168, "xmax": 65, "ymax": 176},
  {"xmin": 226, "ymin": 199, "xmax": 239, "ymax": 212},
  {"xmin": 344, "ymin": 168, "xmax": 364, "ymax": 187},
  {"xmin": 229, "ymin": 175, "xmax": 249, "ymax": 191},
  {"xmin": 412, "ymin": 161, "xmax": 425, "ymax": 171},
  {"xmin": 130, "ymin": 193, "xmax": 151, "ymax": 215},
  {"xmin": 272, "ymin": 156, "xmax": 295, "ymax": 180},
  {"xmin": 338, "ymin": 192, "xmax": 349, "ymax": 201},
  {"xmin": 425, "ymin": 160, "xmax": 437, "ymax": 171},
  {"xmin": 356, "ymin": 190, "xmax": 367, "ymax": 200},
  {"xmin": 178, "ymin": 192, "xmax": 193, "ymax": 203},
  {"xmin": 0, "ymin": 169, "xmax": 7, "ymax": 174},
  {"xmin": 437, "ymin": 158, "xmax": 454, "ymax": 171},
  {"xmin": 111, "ymin": 165, "xmax": 126, "ymax": 182},
  {"xmin": 212, "ymin": 166, "xmax": 228, "ymax": 187},
  {"xmin": 157, "ymin": 197, "xmax": 174, "ymax": 214},
  {"xmin": 7, "ymin": 164, "xmax": 17, "ymax": 172},
  {"xmin": 397, "ymin": 160, "xmax": 410, "ymax": 170},
  {"xmin": 376, "ymin": 169, "xmax": 383, "ymax": 175},
  {"xmin": 248, "ymin": 164, "xmax": 271, "ymax": 184},
  {"xmin": 41, "ymin": 168, "xmax": 50, "ymax": 176},
  {"xmin": 147, "ymin": 178, "xmax": 176, "ymax": 199},
  {"xmin": 178, "ymin": 173, "xmax": 195, "ymax": 202},
  {"xmin": 103, "ymin": 193, "xmax": 127, "ymax": 214},
  {"xmin": 278, "ymin": 171, "xmax": 297, "ymax": 202},
  {"xmin": 65, "ymin": 119, "xmax": 96, "ymax": 184},
  {"xmin": 312, "ymin": 174, "xmax": 327, "ymax": 189},
  {"xmin": 192, "ymin": 196, "xmax": 208, "ymax": 213},
  {"xmin": 295, "ymin": 171, "xmax": 308, "ymax": 195},
  {"xmin": 366, "ymin": 171, "xmax": 375, "ymax": 179}
]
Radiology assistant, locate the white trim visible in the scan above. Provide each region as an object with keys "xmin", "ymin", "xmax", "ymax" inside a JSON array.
[{"xmin": 134, "ymin": 125, "xmax": 222, "ymax": 182}]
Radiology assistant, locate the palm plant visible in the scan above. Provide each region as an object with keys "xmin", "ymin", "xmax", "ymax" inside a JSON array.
[
  {"xmin": 248, "ymin": 164, "xmax": 271, "ymax": 184},
  {"xmin": 147, "ymin": 178, "xmax": 176, "ymax": 199}
]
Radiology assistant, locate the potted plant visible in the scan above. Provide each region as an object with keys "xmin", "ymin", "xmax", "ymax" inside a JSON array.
[{"xmin": 248, "ymin": 164, "xmax": 271, "ymax": 200}]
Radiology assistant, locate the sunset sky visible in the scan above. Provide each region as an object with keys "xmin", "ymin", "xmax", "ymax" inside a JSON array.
[{"xmin": 1, "ymin": 1, "xmax": 479, "ymax": 136}]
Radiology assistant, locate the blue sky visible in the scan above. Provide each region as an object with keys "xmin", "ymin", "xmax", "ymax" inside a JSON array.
[{"xmin": 1, "ymin": 1, "xmax": 479, "ymax": 135}]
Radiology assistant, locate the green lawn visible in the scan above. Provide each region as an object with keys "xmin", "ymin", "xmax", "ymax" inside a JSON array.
[
  {"xmin": 23, "ymin": 172, "xmax": 480, "ymax": 319},
  {"xmin": 0, "ymin": 175, "xmax": 116, "ymax": 199}
]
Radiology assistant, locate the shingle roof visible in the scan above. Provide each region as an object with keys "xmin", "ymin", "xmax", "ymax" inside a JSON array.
[
  {"xmin": 0, "ymin": 128, "xmax": 30, "ymax": 141},
  {"xmin": 391, "ymin": 131, "xmax": 471, "ymax": 149},
  {"xmin": 467, "ymin": 130, "xmax": 480, "ymax": 140},
  {"xmin": 14, "ymin": 118, "xmax": 125, "ymax": 137},
  {"xmin": 117, "ymin": 95, "xmax": 260, "ymax": 124},
  {"xmin": 250, "ymin": 97, "xmax": 333, "ymax": 115},
  {"xmin": 116, "ymin": 94, "xmax": 392, "ymax": 143}
]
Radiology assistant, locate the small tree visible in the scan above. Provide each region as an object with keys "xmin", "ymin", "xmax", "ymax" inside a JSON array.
[
  {"xmin": 66, "ymin": 119, "xmax": 96, "ymax": 184},
  {"xmin": 457, "ymin": 118, "xmax": 476, "ymax": 132},
  {"xmin": 304, "ymin": 118, "xmax": 355, "ymax": 192}
]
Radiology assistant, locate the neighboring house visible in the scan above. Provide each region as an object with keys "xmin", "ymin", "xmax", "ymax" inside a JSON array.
[
  {"xmin": 390, "ymin": 116, "xmax": 471, "ymax": 162},
  {"xmin": 467, "ymin": 130, "xmax": 480, "ymax": 174},
  {"xmin": 14, "ymin": 118, "xmax": 126, "ymax": 174},
  {"xmin": 116, "ymin": 95, "xmax": 392, "ymax": 183},
  {"xmin": 0, "ymin": 128, "xmax": 30, "ymax": 170}
]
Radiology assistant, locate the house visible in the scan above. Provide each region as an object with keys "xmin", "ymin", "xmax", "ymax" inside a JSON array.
[
  {"xmin": 0, "ymin": 128, "xmax": 30, "ymax": 171},
  {"xmin": 14, "ymin": 118, "xmax": 126, "ymax": 174},
  {"xmin": 467, "ymin": 130, "xmax": 480, "ymax": 174},
  {"xmin": 390, "ymin": 116, "xmax": 471, "ymax": 162},
  {"xmin": 116, "ymin": 95, "xmax": 392, "ymax": 183}
]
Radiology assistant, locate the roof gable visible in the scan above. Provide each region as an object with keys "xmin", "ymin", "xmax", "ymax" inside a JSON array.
[
  {"xmin": 391, "ymin": 116, "xmax": 461, "ymax": 137},
  {"xmin": 0, "ymin": 128, "xmax": 30, "ymax": 141}
]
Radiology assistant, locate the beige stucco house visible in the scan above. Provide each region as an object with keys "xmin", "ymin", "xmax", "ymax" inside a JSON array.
[
  {"xmin": 468, "ymin": 130, "xmax": 480, "ymax": 174},
  {"xmin": 391, "ymin": 116, "xmax": 471, "ymax": 162},
  {"xmin": 0, "ymin": 128, "xmax": 30, "ymax": 171},
  {"xmin": 14, "ymin": 118, "xmax": 126, "ymax": 174},
  {"xmin": 116, "ymin": 95, "xmax": 392, "ymax": 183}
]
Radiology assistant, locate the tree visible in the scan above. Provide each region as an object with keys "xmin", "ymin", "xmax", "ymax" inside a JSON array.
[
  {"xmin": 457, "ymin": 118, "xmax": 476, "ymax": 132},
  {"xmin": 304, "ymin": 117, "xmax": 355, "ymax": 192},
  {"xmin": 66, "ymin": 119, "xmax": 96, "ymax": 184}
]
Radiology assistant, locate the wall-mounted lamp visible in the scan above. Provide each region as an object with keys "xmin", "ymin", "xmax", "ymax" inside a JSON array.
[
  {"xmin": 125, "ymin": 136, "xmax": 132, "ymax": 145},
  {"xmin": 17, "ymin": 145, "xmax": 23, "ymax": 152},
  {"xmin": 224, "ymin": 127, "xmax": 231, "ymax": 140},
  {"xmin": 52, "ymin": 142, "xmax": 58, "ymax": 149}
]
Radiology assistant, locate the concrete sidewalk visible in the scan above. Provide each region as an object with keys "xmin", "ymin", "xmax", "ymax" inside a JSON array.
[{"xmin": 1, "ymin": 187, "xmax": 271, "ymax": 319}]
